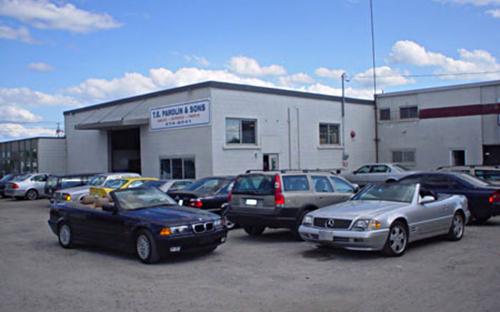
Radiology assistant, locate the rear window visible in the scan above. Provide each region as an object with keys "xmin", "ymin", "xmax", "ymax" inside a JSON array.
[
  {"xmin": 232, "ymin": 175, "xmax": 275, "ymax": 195},
  {"xmin": 475, "ymin": 170, "xmax": 500, "ymax": 182},
  {"xmin": 282, "ymin": 175, "xmax": 309, "ymax": 192}
]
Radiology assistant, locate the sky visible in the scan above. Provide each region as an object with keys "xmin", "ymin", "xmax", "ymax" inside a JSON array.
[{"xmin": 0, "ymin": 0, "xmax": 499, "ymax": 141}]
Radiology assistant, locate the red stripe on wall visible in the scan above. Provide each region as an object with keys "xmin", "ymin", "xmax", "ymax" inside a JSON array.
[{"xmin": 419, "ymin": 103, "xmax": 500, "ymax": 119}]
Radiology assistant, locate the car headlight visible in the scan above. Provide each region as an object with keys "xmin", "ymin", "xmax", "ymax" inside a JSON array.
[
  {"xmin": 302, "ymin": 215, "xmax": 313, "ymax": 226},
  {"xmin": 352, "ymin": 219, "xmax": 381, "ymax": 231},
  {"xmin": 63, "ymin": 193, "xmax": 71, "ymax": 201},
  {"xmin": 170, "ymin": 225, "xmax": 190, "ymax": 234},
  {"xmin": 214, "ymin": 218, "xmax": 222, "ymax": 227}
]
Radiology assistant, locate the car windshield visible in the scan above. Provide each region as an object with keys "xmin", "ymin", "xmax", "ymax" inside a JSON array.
[
  {"xmin": 113, "ymin": 188, "xmax": 177, "ymax": 210},
  {"xmin": 103, "ymin": 179, "xmax": 127, "ymax": 189},
  {"xmin": 184, "ymin": 177, "xmax": 228, "ymax": 193},
  {"xmin": 232, "ymin": 174, "xmax": 275, "ymax": 195},
  {"xmin": 142, "ymin": 180, "xmax": 164, "ymax": 188},
  {"xmin": 352, "ymin": 183, "xmax": 416, "ymax": 203},
  {"xmin": 454, "ymin": 173, "xmax": 491, "ymax": 187},
  {"xmin": 88, "ymin": 175, "xmax": 107, "ymax": 186}
]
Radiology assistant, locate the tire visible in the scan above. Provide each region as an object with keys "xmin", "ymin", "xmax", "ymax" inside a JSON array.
[
  {"xmin": 474, "ymin": 216, "xmax": 490, "ymax": 225},
  {"xmin": 225, "ymin": 220, "xmax": 236, "ymax": 230},
  {"xmin": 135, "ymin": 230, "xmax": 160, "ymax": 264},
  {"xmin": 243, "ymin": 226, "xmax": 265, "ymax": 236},
  {"xmin": 447, "ymin": 212, "xmax": 465, "ymax": 241},
  {"xmin": 26, "ymin": 189, "xmax": 38, "ymax": 201},
  {"xmin": 58, "ymin": 222, "xmax": 73, "ymax": 249},
  {"xmin": 292, "ymin": 210, "xmax": 310, "ymax": 241},
  {"xmin": 382, "ymin": 221, "xmax": 408, "ymax": 257}
]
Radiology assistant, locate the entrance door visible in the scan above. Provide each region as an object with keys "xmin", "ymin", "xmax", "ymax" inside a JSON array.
[
  {"xmin": 263, "ymin": 154, "xmax": 279, "ymax": 171},
  {"xmin": 483, "ymin": 145, "xmax": 500, "ymax": 165},
  {"xmin": 451, "ymin": 150, "xmax": 465, "ymax": 166},
  {"xmin": 109, "ymin": 128, "xmax": 141, "ymax": 173}
]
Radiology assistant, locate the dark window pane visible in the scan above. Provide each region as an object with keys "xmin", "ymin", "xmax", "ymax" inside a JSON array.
[
  {"xmin": 160, "ymin": 159, "xmax": 171, "ymax": 179},
  {"xmin": 319, "ymin": 123, "xmax": 339, "ymax": 145},
  {"xmin": 241, "ymin": 120, "xmax": 256, "ymax": 144},
  {"xmin": 226, "ymin": 119, "xmax": 241, "ymax": 144},
  {"xmin": 380, "ymin": 108, "xmax": 391, "ymax": 121},
  {"xmin": 172, "ymin": 159, "xmax": 183, "ymax": 179},
  {"xmin": 282, "ymin": 175, "xmax": 310, "ymax": 192},
  {"xmin": 183, "ymin": 158, "xmax": 195, "ymax": 179}
]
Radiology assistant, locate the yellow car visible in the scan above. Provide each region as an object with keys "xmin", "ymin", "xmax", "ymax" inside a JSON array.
[{"xmin": 90, "ymin": 177, "xmax": 159, "ymax": 197}]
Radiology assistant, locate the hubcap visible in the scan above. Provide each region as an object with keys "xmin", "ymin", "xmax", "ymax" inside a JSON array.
[
  {"xmin": 452, "ymin": 215, "xmax": 464, "ymax": 238},
  {"xmin": 389, "ymin": 225, "xmax": 407, "ymax": 254},
  {"xmin": 136, "ymin": 235, "xmax": 150, "ymax": 260},
  {"xmin": 28, "ymin": 191, "xmax": 36, "ymax": 200},
  {"xmin": 59, "ymin": 225, "xmax": 71, "ymax": 246}
]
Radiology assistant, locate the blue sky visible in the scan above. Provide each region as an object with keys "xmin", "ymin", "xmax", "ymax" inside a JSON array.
[{"xmin": 0, "ymin": 0, "xmax": 499, "ymax": 141}]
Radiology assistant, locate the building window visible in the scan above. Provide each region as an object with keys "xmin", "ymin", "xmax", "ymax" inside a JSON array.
[
  {"xmin": 392, "ymin": 150, "xmax": 416, "ymax": 163},
  {"xmin": 451, "ymin": 150, "xmax": 465, "ymax": 166},
  {"xmin": 319, "ymin": 123, "xmax": 340, "ymax": 145},
  {"xmin": 160, "ymin": 157, "xmax": 196, "ymax": 179},
  {"xmin": 225, "ymin": 118, "xmax": 257, "ymax": 144},
  {"xmin": 400, "ymin": 106, "xmax": 418, "ymax": 119},
  {"xmin": 379, "ymin": 108, "xmax": 391, "ymax": 121}
]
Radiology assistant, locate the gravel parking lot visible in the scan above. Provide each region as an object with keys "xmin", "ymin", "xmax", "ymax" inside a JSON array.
[{"xmin": 1, "ymin": 198, "xmax": 500, "ymax": 312}]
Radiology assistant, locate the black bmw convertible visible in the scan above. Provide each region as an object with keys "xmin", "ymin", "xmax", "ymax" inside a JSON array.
[{"xmin": 48, "ymin": 187, "xmax": 227, "ymax": 264}]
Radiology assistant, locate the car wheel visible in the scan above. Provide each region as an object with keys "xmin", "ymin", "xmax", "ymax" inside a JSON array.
[
  {"xmin": 58, "ymin": 223, "xmax": 73, "ymax": 249},
  {"xmin": 447, "ymin": 212, "xmax": 464, "ymax": 241},
  {"xmin": 225, "ymin": 220, "xmax": 236, "ymax": 230},
  {"xmin": 26, "ymin": 189, "xmax": 38, "ymax": 201},
  {"xmin": 474, "ymin": 216, "xmax": 490, "ymax": 225},
  {"xmin": 382, "ymin": 221, "xmax": 408, "ymax": 257},
  {"xmin": 292, "ymin": 211, "xmax": 309, "ymax": 241},
  {"xmin": 135, "ymin": 230, "xmax": 160, "ymax": 264},
  {"xmin": 243, "ymin": 226, "xmax": 265, "ymax": 236}
]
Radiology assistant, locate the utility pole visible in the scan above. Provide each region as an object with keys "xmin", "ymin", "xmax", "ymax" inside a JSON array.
[
  {"xmin": 370, "ymin": 0, "xmax": 379, "ymax": 162},
  {"xmin": 341, "ymin": 72, "xmax": 349, "ymax": 167}
]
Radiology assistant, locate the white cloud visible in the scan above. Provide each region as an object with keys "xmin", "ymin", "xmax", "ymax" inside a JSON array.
[
  {"xmin": 315, "ymin": 67, "xmax": 346, "ymax": 80},
  {"xmin": 28, "ymin": 62, "xmax": 54, "ymax": 72},
  {"xmin": 0, "ymin": 106, "xmax": 42, "ymax": 122},
  {"xmin": 278, "ymin": 73, "xmax": 314, "ymax": 87},
  {"xmin": 303, "ymin": 83, "xmax": 374, "ymax": 99},
  {"xmin": 0, "ymin": 87, "xmax": 79, "ymax": 107},
  {"xmin": 183, "ymin": 55, "xmax": 210, "ymax": 67},
  {"xmin": 390, "ymin": 40, "xmax": 500, "ymax": 79},
  {"xmin": 0, "ymin": 123, "xmax": 55, "ymax": 139},
  {"xmin": 437, "ymin": 0, "xmax": 500, "ymax": 6},
  {"xmin": 0, "ymin": 0, "xmax": 122, "ymax": 33},
  {"xmin": 228, "ymin": 56, "xmax": 286, "ymax": 76},
  {"xmin": 353, "ymin": 66, "xmax": 414, "ymax": 88},
  {"xmin": 486, "ymin": 8, "xmax": 500, "ymax": 17},
  {"xmin": 0, "ymin": 24, "xmax": 35, "ymax": 43}
]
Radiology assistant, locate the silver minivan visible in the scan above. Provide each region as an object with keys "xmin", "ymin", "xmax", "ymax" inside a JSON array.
[
  {"xmin": 4, "ymin": 173, "xmax": 49, "ymax": 200},
  {"xmin": 227, "ymin": 170, "xmax": 358, "ymax": 239}
]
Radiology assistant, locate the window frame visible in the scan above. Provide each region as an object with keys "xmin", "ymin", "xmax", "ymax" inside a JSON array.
[
  {"xmin": 319, "ymin": 123, "xmax": 341, "ymax": 146},
  {"xmin": 392, "ymin": 149, "xmax": 416, "ymax": 165},
  {"xmin": 399, "ymin": 106, "xmax": 418, "ymax": 120},
  {"xmin": 379, "ymin": 108, "xmax": 391, "ymax": 121},
  {"xmin": 225, "ymin": 117, "xmax": 258, "ymax": 145},
  {"xmin": 159, "ymin": 157, "xmax": 196, "ymax": 179}
]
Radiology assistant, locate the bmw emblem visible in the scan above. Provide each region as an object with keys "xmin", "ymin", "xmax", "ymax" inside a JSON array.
[{"xmin": 326, "ymin": 219, "xmax": 335, "ymax": 228}]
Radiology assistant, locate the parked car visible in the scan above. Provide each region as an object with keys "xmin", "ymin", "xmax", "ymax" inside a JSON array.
[
  {"xmin": 0, "ymin": 174, "xmax": 16, "ymax": 198},
  {"xmin": 142, "ymin": 179, "xmax": 194, "ymax": 193},
  {"xmin": 299, "ymin": 183, "xmax": 469, "ymax": 256},
  {"xmin": 45, "ymin": 173, "xmax": 99, "ymax": 202},
  {"xmin": 437, "ymin": 165, "xmax": 500, "ymax": 186},
  {"xmin": 90, "ymin": 177, "xmax": 158, "ymax": 197},
  {"xmin": 227, "ymin": 170, "xmax": 358, "ymax": 239},
  {"xmin": 398, "ymin": 172, "xmax": 500, "ymax": 224},
  {"xmin": 168, "ymin": 176, "xmax": 234, "ymax": 214},
  {"xmin": 4, "ymin": 173, "xmax": 49, "ymax": 200},
  {"xmin": 342, "ymin": 163, "xmax": 416, "ymax": 186},
  {"xmin": 53, "ymin": 172, "xmax": 141, "ymax": 204},
  {"xmin": 48, "ymin": 187, "xmax": 227, "ymax": 264}
]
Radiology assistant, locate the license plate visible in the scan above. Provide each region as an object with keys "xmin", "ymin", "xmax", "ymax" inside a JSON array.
[
  {"xmin": 178, "ymin": 199, "xmax": 183, "ymax": 206},
  {"xmin": 245, "ymin": 199, "xmax": 257, "ymax": 206},
  {"xmin": 318, "ymin": 230, "xmax": 333, "ymax": 241}
]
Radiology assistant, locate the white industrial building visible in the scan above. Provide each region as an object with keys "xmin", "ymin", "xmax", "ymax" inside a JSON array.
[
  {"xmin": 377, "ymin": 80, "xmax": 500, "ymax": 170},
  {"xmin": 63, "ymin": 81, "xmax": 376, "ymax": 178}
]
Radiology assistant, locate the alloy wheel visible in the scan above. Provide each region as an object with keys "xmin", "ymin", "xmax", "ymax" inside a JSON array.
[
  {"xmin": 136, "ymin": 235, "xmax": 151, "ymax": 260},
  {"xmin": 389, "ymin": 225, "xmax": 407, "ymax": 254}
]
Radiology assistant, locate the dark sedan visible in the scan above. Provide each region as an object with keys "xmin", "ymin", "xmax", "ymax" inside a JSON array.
[
  {"xmin": 48, "ymin": 187, "xmax": 227, "ymax": 264},
  {"xmin": 399, "ymin": 172, "xmax": 500, "ymax": 223},
  {"xmin": 168, "ymin": 176, "xmax": 234, "ymax": 215}
]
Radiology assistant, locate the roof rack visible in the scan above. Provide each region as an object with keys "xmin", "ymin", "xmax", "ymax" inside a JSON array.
[{"xmin": 244, "ymin": 168, "xmax": 344, "ymax": 174}]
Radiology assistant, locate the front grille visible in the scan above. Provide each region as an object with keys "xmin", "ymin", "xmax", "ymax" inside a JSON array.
[
  {"xmin": 192, "ymin": 222, "xmax": 215, "ymax": 233},
  {"xmin": 313, "ymin": 218, "xmax": 352, "ymax": 229}
]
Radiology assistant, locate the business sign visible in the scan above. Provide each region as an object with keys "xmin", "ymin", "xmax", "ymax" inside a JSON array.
[{"xmin": 150, "ymin": 100, "xmax": 210, "ymax": 130}]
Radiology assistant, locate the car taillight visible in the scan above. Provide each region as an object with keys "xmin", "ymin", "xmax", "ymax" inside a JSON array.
[
  {"xmin": 488, "ymin": 190, "xmax": 500, "ymax": 204},
  {"xmin": 274, "ymin": 174, "xmax": 285, "ymax": 207},
  {"xmin": 227, "ymin": 190, "xmax": 232, "ymax": 202},
  {"xmin": 11, "ymin": 183, "xmax": 19, "ymax": 189},
  {"xmin": 189, "ymin": 198, "xmax": 203, "ymax": 208}
]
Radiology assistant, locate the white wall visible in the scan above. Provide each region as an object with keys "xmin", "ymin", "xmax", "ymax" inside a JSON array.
[{"xmin": 38, "ymin": 138, "xmax": 67, "ymax": 174}]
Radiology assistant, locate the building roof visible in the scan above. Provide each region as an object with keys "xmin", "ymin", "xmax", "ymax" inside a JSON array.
[
  {"xmin": 376, "ymin": 79, "xmax": 500, "ymax": 98},
  {"xmin": 64, "ymin": 80, "xmax": 374, "ymax": 115},
  {"xmin": 0, "ymin": 136, "xmax": 65, "ymax": 144}
]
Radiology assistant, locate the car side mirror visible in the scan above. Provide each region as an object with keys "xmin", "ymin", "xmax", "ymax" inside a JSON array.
[
  {"xmin": 353, "ymin": 185, "xmax": 360, "ymax": 193},
  {"xmin": 102, "ymin": 203, "xmax": 117, "ymax": 213},
  {"xmin": 420, "ymin": 196, "xmax": 435, "ymax": 205}
]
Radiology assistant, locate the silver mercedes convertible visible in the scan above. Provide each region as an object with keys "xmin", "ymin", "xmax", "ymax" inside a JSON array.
[{"xmin": 298, "ymin": 183, "xmax": 470, "ymax": 256}]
